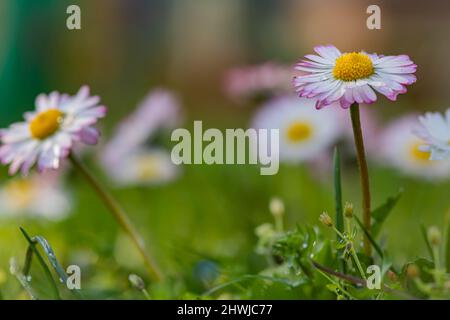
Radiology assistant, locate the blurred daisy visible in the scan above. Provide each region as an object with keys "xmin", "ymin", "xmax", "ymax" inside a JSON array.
[
  {"xmin": 414, "ymin": 109, "xmax": 450, "ymax": 160},
  {"xmin": 224, "ymin": 63, "xmax": 292, "ymax": 103},
  {"xmin": 252, "ymin": 96, "xmax": 343, "ymax": 163},
  {"xmin": 0, "ymin": 172, "xmax": 71, "ymax": 220},
  {"xmin": 100, "ymin": 89, "xmax": 181, "ymax": 186},
  {"xmin": 0, "ymin": 86, "xmax": 106, "ymax": 175},
  {"xmin": 294, "ymin": 45, "xmax": 417, "ymax": 109},
  {"xmin": 378, "ymin": 115, "xmax": 450, "ymax": 179},
  {"xmin": 100, "ymin": 89, "xmax": 181, "ymax": 168},
  {"xmin": 103, "ymin": 148, "xmax": 178, "ymax": 186}
]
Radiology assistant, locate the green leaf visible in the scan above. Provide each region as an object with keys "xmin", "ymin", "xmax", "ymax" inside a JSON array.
[
  {"xmin": 354, "ymin": 215, "xmax": 384, "ymax": 259},
  {"xmin": 371, "ymin": 189, "xmax": 403, "ymax": 237},
  {"xmin": 399, "ymin": 258, "xmax": 434, "ymax": 298}
]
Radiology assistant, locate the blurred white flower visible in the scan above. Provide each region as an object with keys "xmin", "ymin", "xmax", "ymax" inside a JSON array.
[
  {"xmin": 251, "ymin": 96, "xmax": 343, "ymax": 163},
  {"xmin": 414, "ymin": 109, "xmax": 450, "ymax": 160},
  {"xmin": 0, "ymin": 172, "xmax": 71, "ymax": 220},
  {"xmin": 100, "ymin": 89, "xmax": 182, "ymax": 186},
  {"xmin": 377, "ymin": 115, "xmax": 450, "ymax": 179},
  {"xmin": 104, "ymin": 148, "xmax": 179, "ymax": 186},
  {"xmin": 224, "ymin": 63, "xmax": 292, "ymax": 103},
  {"xmin": 100, "ymin": 88, "xmax": 181, "ymax": 168}
]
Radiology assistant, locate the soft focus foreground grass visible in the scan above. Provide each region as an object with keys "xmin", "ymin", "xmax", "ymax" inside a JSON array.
[{"xmin": 0, "ymin": 156, "xmax": 449, "ymax": 299}]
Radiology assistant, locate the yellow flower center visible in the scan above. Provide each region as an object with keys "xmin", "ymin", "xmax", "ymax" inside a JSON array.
[
  {"xmin": 4, "ymin": 179, "xmax": 34, "ymax": 210},
  {"xmin": 29, "ymin": 109, "xmax": 64, "ymax": 140},
  {"xmin": 333, "ymin": 52, "xmax": 374, "ymax": 81},
  {"xmin": 286, "ymin": 121, "xmax": 313, "ymax": 143},
  {"xmin": 410, "ymin": 142, "xmax": 430, "ymax": 162},
  {"xmin": 136, "ymin": 155, "xmax": 160, "ymax": 180}
]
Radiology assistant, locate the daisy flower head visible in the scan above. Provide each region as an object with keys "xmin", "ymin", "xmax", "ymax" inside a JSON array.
[
  {"xmin": 414, "ymin": 109, "xmax": 450, "ymax": 160},
  {"xmin": 103, "ymin": 148, "xmax": 179, "ymax": 187},
  {"xmin": 0, "ymin": 86, "xmax": 106, "ymax": 175},
  {"xmin": 294, "ymin": 45, "xmax": 417, "ymax": 109},
  {"xmin": 224, "ymin": 63, "xmax": 292, "ymax": 103},
  {"xmin": 0, "ymin": 172, "xmax": 71, "ymax": 220},
  {"xmin": 377, "ymin": 115, "xmax": 450, "ymax": 180},
  {"xmin": 252, "ymin": 96, "xmax": 343, "ymax": 163}
]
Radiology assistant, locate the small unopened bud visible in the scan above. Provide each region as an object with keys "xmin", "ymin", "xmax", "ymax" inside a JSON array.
[
  {"xmin": 387, "ymin": 270, "xmax": 397, "ymax": 282},
  {"xmin": 269, "ymin": 197, "xmax": 284, "ymax": 217},
  {"xmin": 428, "ymin": 226, "xmax": 441, "ymax": 246},
  {"xmin": 128, "ymin": 274, "xmax": 146, "ymax": 291},
  {"xmin": 406, "ymin": 264, "xmax": 419, "ymax": 278},
  {"xmin": 344, "ymin": 202, "xmax": 353, "ymax": 218},
  {"xmin": 319, "ymin": 212, "xmax": 333, "ymax": 227}
]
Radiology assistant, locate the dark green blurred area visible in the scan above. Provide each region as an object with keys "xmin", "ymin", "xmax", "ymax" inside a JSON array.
[{"xmin": 1, "ymin": 0, "xmax": 450, "ymax": 299}]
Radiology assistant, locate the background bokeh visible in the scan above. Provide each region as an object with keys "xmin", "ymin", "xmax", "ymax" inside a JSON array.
[{"xmin": 1, "ymin": 0, "xmax": 450, "ymax": 299}]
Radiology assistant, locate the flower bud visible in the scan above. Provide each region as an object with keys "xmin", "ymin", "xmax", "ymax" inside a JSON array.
[
  {"xmin": 269, "ymin": 197, "xmax": 285, "ymax": 217},
  {"xmin": 344, "ymin": 202, "xmax": 353, "ymax": 218},
  {"xmin": 387, "ymin": 270, "xmax": 397, "ymax": 282},
  {"xmin": 406, "ymin": 264, "xmax": 419, "ymax": 278},
  {"xmin": 319, "ymin": 212, "xmax": 333, "ymax": 227},
  {"xmin": 128, "ymin": 274, "xmax": 146, "ymax": 291},
  {"xmin": 428, "ymin": 226, "xmax": 441, "ymax": 246}
]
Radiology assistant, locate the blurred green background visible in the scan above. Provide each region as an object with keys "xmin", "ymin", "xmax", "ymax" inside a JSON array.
[{"xmin": 1, "ymin": 0, "xmax": 450, "ymax": 299}]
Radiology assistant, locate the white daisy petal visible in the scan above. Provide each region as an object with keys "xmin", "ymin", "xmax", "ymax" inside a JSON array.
[{"xmin": 252, "ymin": 96, "xmax": 343, "ymax": 163}]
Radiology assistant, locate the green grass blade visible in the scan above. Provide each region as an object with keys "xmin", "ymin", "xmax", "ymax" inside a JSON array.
[
  {"xmin": 333, "ymin": 147, "xmax": 345, "ymax": 273},
  {"xmin": 20, "ymin": 228, "xmax": 84, "ymax": 299},
  {"xmin": 10, "ymin": 257, "xmax": 38, "ymax": 300},
  {"xmin": 444, "ymin": 212, "xmax": 450, "ymax": 272},
  {"xmin": 20, "ymin": 227, "xmax": 61, "ymax": 300},
  {"xmin": 201, "ymin": 274, "xmax": 306, "ymax": 297},
  {"xmin": 354, "ymin": 216, "xmax": 384, "ymax": 259},
  {"xmin": 420, "ymin": 224, "xmax": 434, "ymax": 262},
  {"xmin": 333, "ymin": 147, "xmax": 344, "ymax": 236}
]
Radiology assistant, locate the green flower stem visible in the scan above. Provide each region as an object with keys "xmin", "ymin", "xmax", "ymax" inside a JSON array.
[
  {"xmin": 350, "ymin": 103, "xmax": 372, "ymax": 257},
  {"xmin": 332, "ymin": 226, "xmax": 345, "ymax": 240},
  {"xmin": 332, "ymin": 226, "xmax": 366, "ymax": 279},
  {"xmin": 274, "ymin": 215, "xmax": 283, "ymax": 233},
  {"xmin": 351, "ymin": 249, "xmax": 367, "ymax": 280},
  {"xmin": 69, "ymin": 154, "xmax": 162, "ymax": 282},
  {"xmin": 142, "ymin": 288, "xmax": 151, "ymax": 300}
]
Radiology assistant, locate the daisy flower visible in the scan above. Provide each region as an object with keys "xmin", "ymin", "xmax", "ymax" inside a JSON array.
[
  {"xmin": 0, "ymin": 86, "xmax": 106, "ymax": 175},
  {"xmin": 100, "ymin": 88, "xmax": 181, "ymax": 168},
  {"xmin": 104, "ymin": 148, "xmax": 179, "ymax": 186},
  {"xmin": 252, "ymin": 96, "xmax": 343, "ymax": 163},
  {"xmin": 414, "ymin": 109, "xmax": 450, "ymax": 160},
  {"xmin": 377, "ymin": 115, "xmax": 450, "ymax": 179},
  {"xmin": 293, "ymin": 45, "xmax": 417, "ymax": 109},
  {"xmin": 224, "ymin": 63, "xmax": 292, "ymax": 103},
  {"xmin": 0, "ymin": 172, "xmax": 71, "ymax": 220}
]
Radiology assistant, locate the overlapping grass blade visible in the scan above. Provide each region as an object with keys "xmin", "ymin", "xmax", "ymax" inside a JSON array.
[
  {"xmin": 20, "ymin": 227, "xmax": 85, "ymax": 299},
  {"xmin": 20, "ymin": 228, "xmax": 61, "ymax": 300},
  {"xmin": 333, "ymin": 147, "xmax": 345, "ymax": 273},
  {"xmin": 420, "ymin": 224, "xmax": 434, "ymax": 262},
  {"xmin": 354, "ymin": 216, "xmax": 384, "ymax": 259}
]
